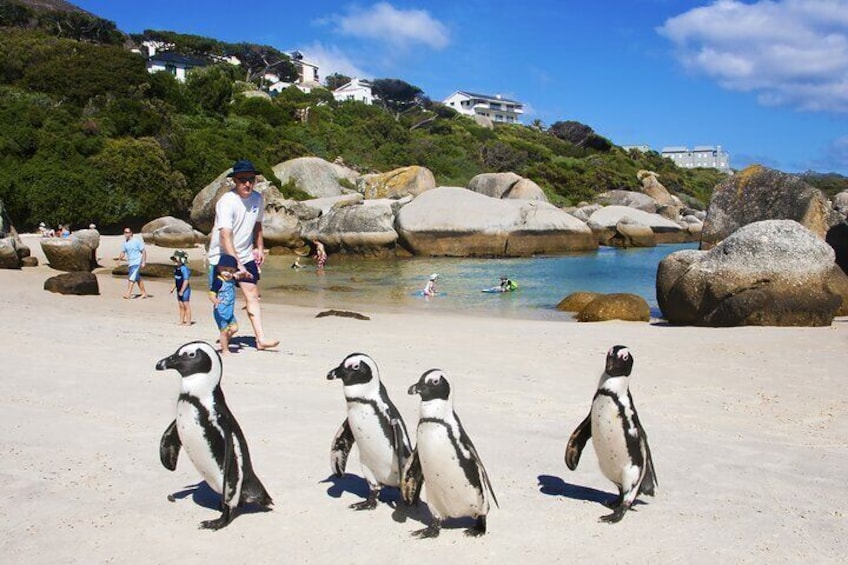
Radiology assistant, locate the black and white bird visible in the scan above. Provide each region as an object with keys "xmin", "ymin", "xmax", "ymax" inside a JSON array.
[
  {"xmin": 326, "ymin": 353, "xmax": 412, "ymax": 510},
  {"xmin": 402, "ymin": 369, "xmax": 498, "ymax": 538},
  {"xmin": 565, "ymin": 345, "xmax": 657, "ymax": 523},
  {"xmin": 156, "ymin": 341, "xmax": 272, "ymax": 530}
]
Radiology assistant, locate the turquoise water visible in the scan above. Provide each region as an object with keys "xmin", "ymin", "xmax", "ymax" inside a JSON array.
[{"xmin": 251, "ymin": 243, "xmax": 699, "ymax": 321}]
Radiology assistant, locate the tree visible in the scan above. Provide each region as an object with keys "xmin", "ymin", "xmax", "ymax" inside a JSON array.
[
  {"xmin": 230, "ymin": 43, "xmax": 297, "ymax": 84},
  {"xmin": 324, "ymin": 73, "xmax": 351, "ymax": 91},
  {"xmin": 185, "ymin": 65, "xmax": 234, "ymax": 116},
  {"xmin": 370, "ymin": 78, "xmax": 424, "ymax": 120}
]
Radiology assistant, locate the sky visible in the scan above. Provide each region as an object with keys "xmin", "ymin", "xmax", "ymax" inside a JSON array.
[{"xmin": 72, "ymin": 0, "xmax": 848, "ymax": 175}]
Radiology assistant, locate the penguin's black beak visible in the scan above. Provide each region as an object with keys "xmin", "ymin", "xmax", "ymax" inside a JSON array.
[
  {"xmin": 408, "ymin": 382, "xmax": 421, "ymax": 395},
  {"xmin": 156, "ymin": 353, "xmax": 178, "ymax": 371},
  {"xmin": 327, "ymin": 366, "xmax": 340, "ymax": 381}
]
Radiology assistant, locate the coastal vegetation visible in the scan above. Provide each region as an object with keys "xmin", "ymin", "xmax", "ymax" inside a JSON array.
[{"xmin": 1, "ymin": 0, "xmax": 844, "ymax": 233}]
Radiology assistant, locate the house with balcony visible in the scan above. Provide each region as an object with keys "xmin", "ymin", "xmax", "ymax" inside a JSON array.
[
  {"xmin": 442, "ymin": 91, "xmax": 524, "ymax": 124},
  {"xmin": 661, "ymin": 145, "xmax": 731, "ymax": 172},
  {"xmin": 332, "ymin": 78, "xmax": 373, "ymax": 104}
]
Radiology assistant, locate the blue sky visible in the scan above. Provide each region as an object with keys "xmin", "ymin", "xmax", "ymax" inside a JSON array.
[{"xmin": 73, "ymin": 0, "xmax": 848, "ymax": 175}]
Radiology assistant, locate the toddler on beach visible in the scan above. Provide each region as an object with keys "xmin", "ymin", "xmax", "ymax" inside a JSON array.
[
  {"xmin": 209, "ymin": 254, "xmax": 240, "ymax": 355},
  {"xmin": 169, "ymin": 250, "xmax": 192, "ymax": 325}
]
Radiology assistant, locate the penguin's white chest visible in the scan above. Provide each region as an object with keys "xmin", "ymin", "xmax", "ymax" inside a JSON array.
[
  {"xmin": 417, "ymin": 421, "xmax": 486, "ymax": 519},
  {"xmin": 591, "ymin": 394, "xmax": 638, "ymax": 487},
  {"xmin": 346, "ymin": 401, "xmax": 397, "ymax": 486},
  {"xmin": 176, "ymin": 398, "xmax": 224, "ymax": 493}
]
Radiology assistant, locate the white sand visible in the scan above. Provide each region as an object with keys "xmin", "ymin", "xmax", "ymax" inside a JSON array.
[{"xmin": 2, "ymin": 235, "xmax": 846, "ymax": 563}]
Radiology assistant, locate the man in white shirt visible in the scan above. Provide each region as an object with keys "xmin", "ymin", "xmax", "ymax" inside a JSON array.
[{"xmin": 208, "ymin": 159, "xmax": 279, "ymax": 350}]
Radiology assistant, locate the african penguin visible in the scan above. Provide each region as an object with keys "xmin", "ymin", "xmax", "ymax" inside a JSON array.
[
  {"xmin": 402, "ymin": 369, "xmax": 498, "ymax": 538},
  {"xmin": 564, "ymin": 345, "xmax": 657, "ymax": 523},
  {"xmin": 326, "ymin": 353, "xmax": 412, "ymax": 510},
  {"xmin": 156, "ymin": 341, "xmax": 272, "ymax": 529}
]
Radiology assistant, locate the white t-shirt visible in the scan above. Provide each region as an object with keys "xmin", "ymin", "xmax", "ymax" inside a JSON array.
[{"xmin": 208, "ymin": 189, "xmax": 264, "ymax": 265}]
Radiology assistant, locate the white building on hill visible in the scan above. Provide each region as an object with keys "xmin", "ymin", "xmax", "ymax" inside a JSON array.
[
  {"xmin": 661, "ymin": 145, "xmax": 731, "ymax": 172},
  {"xmin": 442, "ymin": 91, "xmax": 524, "ymax": 124},
  {"xmin": 332, "ymin": 78, "xmax": 374, "ymax": 104}
]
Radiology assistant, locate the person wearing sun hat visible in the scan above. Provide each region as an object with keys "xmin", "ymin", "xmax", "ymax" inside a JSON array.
[
  {"xmin": 169, "ymin": 250, "xmax": 192, "ymax": 325},
  {"xmin": 207, "ymin": 159, "xmax": 279, "ymax": 350},
  {"xmin": 423, "ymin": 273, "xmax": 439, "ymax": 297}
]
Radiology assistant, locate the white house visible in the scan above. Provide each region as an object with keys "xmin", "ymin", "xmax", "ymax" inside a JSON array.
[
  {"xmin": 145, "ymin": 51, "xmax": 208, "ymax": 82},
  {"xmin": 267, "ymin": 50, "xmax": 321, "ymax": 94},
  {"xmin": 661, "ymin": 145, "xmax": 731, "ymax": 172},
  {"xmin": 442, "ymin": 91, "xmax": 524, "ymax": 123},
  {"xmin": 332, "ymin": 78, "xmax": 373, "ymax": 104}
]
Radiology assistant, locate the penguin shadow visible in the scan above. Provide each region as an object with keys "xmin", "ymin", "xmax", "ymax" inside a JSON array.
[
  {"xmin": 166, "ymin": 481, "xmax": 272, "ymax": 517},
  {"xmin": 229, "ymin": 336, "xmax": 257, "ymax": 352},
  {"xmin": 319, "ymin": 474, "xmax": 430, "ymax": 526},
  {"xmin": 537, "ymin": 474, "xmax": 648, "ymax": 510}
]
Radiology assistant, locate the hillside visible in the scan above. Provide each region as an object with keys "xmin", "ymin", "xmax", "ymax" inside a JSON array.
[{"xmin": 6, "ymin": 0, "xmax": 834, "ymax": 232}]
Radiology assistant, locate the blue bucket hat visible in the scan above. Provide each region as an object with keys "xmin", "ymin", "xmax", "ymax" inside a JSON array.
[
  {"xmin": 218, "ymin": 254, "xmax": 238, "ymax": 269},
  {"xmin": 227, "ymin": 159, "xmax": 261, "ymax": 178}
]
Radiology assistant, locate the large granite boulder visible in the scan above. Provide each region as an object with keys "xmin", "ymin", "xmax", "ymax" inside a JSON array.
[
  {"xmin": 141, "ymin": 216, "xmax": 206, "ymax": 248},
  {"xmin": 41, "ymin": 234, "xmax": 99, "ymax": 272},
  {"xmin": 577, "ymin": 293, "xmax": 651, "ymax": 322},
  {"xmin": 587, "ymin": 206, "xmax": 687, "ymax": 245},
  {"xmin": 595, "ymin": 190, "xmax": 658, "ymax": 213},
  {"xmin": 190, "ymin": 169, "xmax": 282, "ymax": 233},
  {"xmin": 556, "ymin": 291, "xmax": 602, "ymax": 312},
  {"xmin": 701, "ymin": 165, "xmax": 834, "ymax": 249},
  {"xmin": 611, "ymin": 218, "xmax": 656, "ymax": 248},
  {"xmin": 0, "ymin": 237, "xmax": 22, "ymax": 269},
  {"xmin": 637, "ymin": 170, "xmax": 682, "ymax": 208},
  {"xmin": 467, "ymin": 172, "xmax": 548, "ymax": 202},
  {"xmin": 357, "ymin": 166, "xmax": 436, "ymax": 199},
  {"xmin": 112, "ymin": 263, "xmax": 174, "ymax": 279},
  {"xmin": 302, "ymin": 199, "xmax": 399, "ymax": 256},
  {"xmin": 396, "ymin": 187, "xmax": 596, "ymax": 257},
  {"xmin": 826, "ymin": 266, "xmax": 848, "ymax": 316},
  {"xmin": 568, "ymin": 204, "xmax": 601, "ymax": 223},
  {"xmin": 657, "ymin": 220, "xmax": 841, "ymax": 326},
  {"xmin": 832, "ymin": 190, "xmax": 848, "ymax": 217},
  {"xmin": 272, "ymin": 157, "xmax": 359, "ymax": 199},
  {"xmin": 44, "ymin": 271, "xmax": 99, "ymax": 295}
]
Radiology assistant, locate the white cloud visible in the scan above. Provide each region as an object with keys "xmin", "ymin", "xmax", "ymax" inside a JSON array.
[
  {"xmin": 331, "ymin": 2, "xmax": 449, "ymax": 50},
  {"xmin": 301, "ymin": 42, "xmax": 371, "ymax": 82},
  {"xmin": 658, "ymin": 0, "xmax": 848, "ymax": 112}
]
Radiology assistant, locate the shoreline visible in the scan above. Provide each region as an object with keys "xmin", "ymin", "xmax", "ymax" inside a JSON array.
[{"xmin": 2, "ymin": 234, "xmax": 847, "ymax": 562}]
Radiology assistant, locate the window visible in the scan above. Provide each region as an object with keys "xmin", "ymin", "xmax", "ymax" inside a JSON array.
[{"xmin": 165, "ymin": 64, "xmax": 177, "ymax": 75}]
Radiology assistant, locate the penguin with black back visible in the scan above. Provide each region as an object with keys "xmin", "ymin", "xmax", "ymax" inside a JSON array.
[
  {"xmin": 565, "ymin": 345, "xmax": 657, "ymax": 523},
  {"xmin": 326, "ymin": 353, "xmax": 412, "ymax": 510},
  {"xmin": 156, "ymin": 341, "xmax": 272, "ymax": 529},
  {"xmin": 402, "ymin": 369, "xmax": 498, "ymax": 538}
]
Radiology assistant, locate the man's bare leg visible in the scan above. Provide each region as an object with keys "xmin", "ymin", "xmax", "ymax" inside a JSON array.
[{"xmin": 240, "ymin": 282, "xmax": 278, "ymax": 350}]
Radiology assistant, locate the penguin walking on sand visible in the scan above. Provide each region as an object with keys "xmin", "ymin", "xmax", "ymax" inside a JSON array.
[
  {"xmin": 402, "ymin": 369, "xmax": 498, "ymax": 538},
  {"xmin": 326, "ymin": 353, "xmax": 412, "ymax": 510},
  {"xmin": 564, "ymin": 345, "xmax": 657, "ymax": 523},
  {"xmin": 156, "ymin": 341, "xmax": 272, "ymax": 530}
]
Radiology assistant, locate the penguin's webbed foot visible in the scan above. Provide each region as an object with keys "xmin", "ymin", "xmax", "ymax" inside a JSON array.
[
  {"xmin": 412, "ymin": 521, "xmax": 441, "ymax": 539},
  {"xmin": 464, "ymin": 516, "xmax": 487, "ymax": 537},
  {"xmin": 602, "ymin": 495, "xmax": 622, "ymax": 510},
  {"xmin": 349, "ymin": 490, "xmax": 379, "ymax": 511},
  {"xmin": 599, "ymin": 505, "xmax": 628, "ymax": 524},
  {"xmin": 199, "ymin": 508, "xmax": 233, "ymax": 530}
]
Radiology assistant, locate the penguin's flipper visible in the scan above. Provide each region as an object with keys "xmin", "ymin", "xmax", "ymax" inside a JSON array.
[
  {"xmin": 330, "ymin": 419, "xmax": 355, "ymax": 477},
  {"xmin": 565, "ymin": 413, "xmax": 592, "ymax": 471},
  {"xmin": 400, "ymin": 449, "xmax": 424, "ymax": 505},
  {"xmin": 159, "ymin": 420, "xmax": 182, "ymax": 471},
  {"xmin": 639, "ymin": 431, "xmax": 658, "ymax": 496}
]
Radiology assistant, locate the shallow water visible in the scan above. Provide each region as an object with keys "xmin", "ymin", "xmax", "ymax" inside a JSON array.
[{"xmin": 247, "ymin": 243, "xmax": 698, "ymax": 321}]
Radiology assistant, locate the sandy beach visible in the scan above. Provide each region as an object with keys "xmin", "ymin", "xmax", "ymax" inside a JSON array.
[{"xmin": 2, "ymin": 234, "xmax": 846, "ymax": 563}]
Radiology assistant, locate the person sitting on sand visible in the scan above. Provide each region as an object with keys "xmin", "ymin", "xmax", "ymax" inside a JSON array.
[
  {"xmin": 290, "ymin": 257, "xmax": 305, "ymax": 269},
  {"xmin": 423, "ymin": 273, "xmax": 439, "ymax": 297}
]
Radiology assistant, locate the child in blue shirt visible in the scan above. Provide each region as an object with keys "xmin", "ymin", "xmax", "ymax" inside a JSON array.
[
  {"xmin": 169, "ymin": 250, "xmax": 192, "ymax": 325},
  {"xmin": 209, "ymin": 254, "xmax": 239, "ymax": 355}
]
